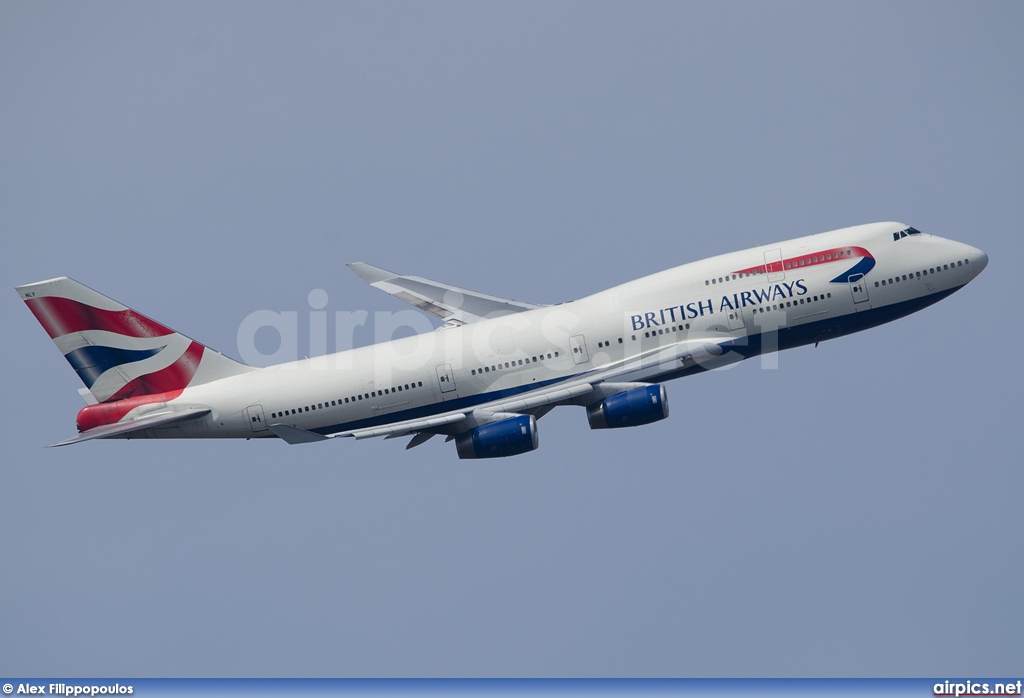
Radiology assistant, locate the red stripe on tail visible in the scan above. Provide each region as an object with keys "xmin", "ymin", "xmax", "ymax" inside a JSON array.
[{"xmin": 25, "ymin": 296, "xmax": 175, "ymax": 339}]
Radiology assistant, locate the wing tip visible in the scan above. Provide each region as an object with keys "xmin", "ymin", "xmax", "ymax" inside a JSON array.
[{"xmin": 347, "ymin": 262, "xmax": 396, "ymax": 285}]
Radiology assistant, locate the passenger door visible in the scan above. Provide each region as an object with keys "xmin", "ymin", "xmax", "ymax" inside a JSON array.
[
  {"xmin": 245, "ymin": 404, "xmax": 268, "ymax": 433},
  {"xmin": 569, "ymin": 334, "xmax": 590, "ymax": 365},
  {"xmin": 849, "ymin": 273, "xmax": 869, "ymax": 304},
  {"xmin": 435, "ymin": 363, "xmax": 457, "ymax": 393},
  {"xmin": 764, "ymin": 249, "xmax": 785, "ymax": 282}
]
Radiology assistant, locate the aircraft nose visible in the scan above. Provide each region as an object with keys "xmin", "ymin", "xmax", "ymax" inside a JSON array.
[
  {"xmin": 975, "ymin": 248, "xmax": 989, "ymax": 272},
  {"xmin": 968, "ymin": 245, "xmax": 988, "ymax": 275}
]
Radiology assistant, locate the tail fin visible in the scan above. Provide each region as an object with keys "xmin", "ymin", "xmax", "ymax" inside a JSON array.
[{"xmin": 16, "ymin": 277, "xmax": 254, "ymax": 404}]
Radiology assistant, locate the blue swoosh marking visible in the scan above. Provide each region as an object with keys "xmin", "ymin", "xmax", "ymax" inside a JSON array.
[
  {"xmin": 830, "ymin": 256, "xmax": 875, "ymax": 283},
  {"xmin": 64, "ymin": 345, "xmax": 165, "ymax": 387}
]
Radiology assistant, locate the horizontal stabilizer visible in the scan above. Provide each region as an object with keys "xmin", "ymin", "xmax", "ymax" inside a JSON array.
[
  {"xmin": 51, "ymin": 409, "xmax": 211, "ymax": 447},
  {"xmin": 347, "ymin": 262, "xmax": 541, "ymax": 326},
  {"xmin": 267, "ymin": 424, "xmax": 332, "ymax": 445}
]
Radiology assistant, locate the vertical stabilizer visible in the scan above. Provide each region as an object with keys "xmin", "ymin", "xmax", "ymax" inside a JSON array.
[{"xmin": 16, "ymin": 277, "xmax": 254, "ymax": 404}]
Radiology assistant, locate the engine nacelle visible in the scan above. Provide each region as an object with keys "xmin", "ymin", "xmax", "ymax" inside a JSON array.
[
  {"xmin": 586, "ymin": 384, "xmax": 669, "ymax": 429},
  {"xmin": 455, "ymin": 414, "xmax": 538, "ymax": 459}
]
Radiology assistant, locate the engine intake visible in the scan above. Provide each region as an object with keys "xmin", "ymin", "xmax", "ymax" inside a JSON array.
[
  {"xmin": 587, "ymin": 384, "xmax": 669, "ymax": 429},
  {"xmin": 455, "ymin": 414, "xmax": 539, "ymax": 459}
]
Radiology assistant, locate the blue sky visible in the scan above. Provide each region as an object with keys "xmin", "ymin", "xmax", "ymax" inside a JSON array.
[{"xmin": 1, "ymin": 1, "xmax": 1021, "ymax": 677}]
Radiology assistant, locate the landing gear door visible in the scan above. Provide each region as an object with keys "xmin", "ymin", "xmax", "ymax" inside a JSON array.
[
  {"xmin": 435, "ymin": 363, "xmax": 457, "ymax": 393},
  {"xmin": 849, "ymin": 273, "xmax": 869, "ymax": 304}
]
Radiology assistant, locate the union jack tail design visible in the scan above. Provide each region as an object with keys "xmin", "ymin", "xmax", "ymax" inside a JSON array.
[{"xmin": 16, "ymin": 277, "xmax": 253, "ymax": 405}]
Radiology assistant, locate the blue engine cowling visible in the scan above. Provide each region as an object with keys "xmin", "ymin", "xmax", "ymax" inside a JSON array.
[
  {"xmin": 586, "ymin": 384, "xmax": 669, "ymax": 429},
  {"xmin": 455, "ymin": 414, "xmax": 539, "ymax": 459}
]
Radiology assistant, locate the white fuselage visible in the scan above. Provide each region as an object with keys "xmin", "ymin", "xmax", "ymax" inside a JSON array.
[{"xmin": 159, "ymin": 222, "xmax": 987, "ymax": 440}]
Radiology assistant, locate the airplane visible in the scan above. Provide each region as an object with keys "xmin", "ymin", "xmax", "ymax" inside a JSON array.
[{"xmin": 16, "ymin": 221, "xmax": 987, "ymax": 458}]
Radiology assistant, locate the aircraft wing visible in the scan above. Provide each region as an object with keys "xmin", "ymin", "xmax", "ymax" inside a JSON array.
[
  {"xmin": 332, "ymin": 335, "xmax": 742, "ymax": 446},
  {"xmin": 51, "ymin": 408, "xmax": 212, "ymax": 447},
  {"xmin": 268, "ymin": 335, "xmax": 740, "ymax": 448},
  {"xmin": 347, "ymin": 262, "xmax": 542, "ymax": 326},
  {"xmin": 341, "ymin": 382, "xmax": 596, "ymax": 440}
]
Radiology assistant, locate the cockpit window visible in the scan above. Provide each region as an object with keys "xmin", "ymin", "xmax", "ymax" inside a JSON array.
[{"xmin": 893, "ymin": 227, "xmax": 923, "ymax": 241}]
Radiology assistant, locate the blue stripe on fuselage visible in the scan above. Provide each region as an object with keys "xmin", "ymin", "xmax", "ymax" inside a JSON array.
[
  {"xmin": 655, "ymin": 284, "xmax": 965, "ymax": 383},
  {"xmin": 272, "ymin": 285, "xmax": 964, "ymax": 440},
  {"xmin": 305, "ymin": 371, "xmax": 595, "ymax": 436}
]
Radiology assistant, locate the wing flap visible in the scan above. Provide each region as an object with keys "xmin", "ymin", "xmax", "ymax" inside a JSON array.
[
  {"xmin": 348, "ymin": 413, "xmax": 468, "ymax": 440},
  {"xmin": 485, "ymin": 382, "xmax": 594, "ymax": 414}
]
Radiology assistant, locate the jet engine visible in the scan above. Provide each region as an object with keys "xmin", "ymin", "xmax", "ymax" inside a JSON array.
[
  {"xmin": 455, "ymin": 414, "xmax": 538, "ymax": 459},
  {"xmin": 586, "ymin": 384, "xmax": 668, "ymax": 429}
]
